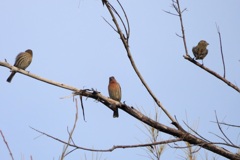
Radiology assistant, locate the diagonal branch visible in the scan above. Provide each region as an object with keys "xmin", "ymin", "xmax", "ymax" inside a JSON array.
[
  {"xmin": 30, "ymin": 101, "xmax": 240, "ymax": 160},
  {"xmin": 104, "ymin": 0, "xmax": 183, "ymax": 130},
  {"xmin": 169, "ymin": 0, "xmax": 240, "ymax": 93},
  {"xmin": 214, "ymin": 111, "xmax": 234, "ymax": 146},
  {"xmin": 211, "ymin": 121, "xmax": 240, "ymax": 128},
  {"xmin": 107, "ymin": 1, "xmax": 129, "ymax": 40},
  {"xmin": 1, "ymin": 55, "xmax": 239, "ymax": 159},
  {"xmin": 116, "ymin": 0, "xmax": 130, "ymax": 40},
  {"xmin": 0, "ymin": 61, "xmax": 80, "ymax": 92},
  {"xmin": 183, "ymin": 55, "xmax": 240, "ymax": 93},
  {"xmin": 183, "ymin": 121, "xmax": 211, "ymax": 143},
  {"xmin": 0, "ymin": 130, "xmax": 14, "ymax": 160}
]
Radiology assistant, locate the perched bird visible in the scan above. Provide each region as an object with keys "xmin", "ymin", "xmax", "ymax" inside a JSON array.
[
  {"xmin": 108, "ymin": 76, "xmax": 121, "ymax": 118},
  {"xmin": 192, "ymin": 40, "xmax": 209, "ymax": 64},
  {"xmin": 6, "ymin": 49, "xmax": 33, "ymax": 83}
]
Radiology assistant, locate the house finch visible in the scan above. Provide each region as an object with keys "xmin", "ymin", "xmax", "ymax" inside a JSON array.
[
  {"xmin": 6, "ymin": 49, "xmax": 33, "ymax": 83},
  {"xmin": 192, "ymin": 40, "xmax": 209, "ymax": 63},
  {"xmin": 108, "ymin": 76, "xmax": 121, "ymax": 118}
]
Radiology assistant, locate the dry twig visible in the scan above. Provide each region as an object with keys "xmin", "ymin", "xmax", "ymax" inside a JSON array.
[
  {"xmin": 31, "ymin": 126, "xmax": 182, "ymax": 152},
  {"xmin": 216, "ymin": 24, "xmax": 226, "ymax": 78},
  {"xmin": 60, "ymin": 98, "xmax": 79, "ymax": 159},
  {"xmin": 0, "ymin": 130, "xmax": 14, "ymax": 160}
]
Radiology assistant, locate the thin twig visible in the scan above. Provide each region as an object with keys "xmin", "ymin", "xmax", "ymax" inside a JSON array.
[
  {"xmin": 31, "ymin": 127, "xmax": 183, "ymax": 152},
  {"xmin": 0, "ymin": 130, "xmax": 14, "ymax": 160},
  {"xmin": 168, "ymin": 0, "xmax": 189, "ymax": 56},
  {"xmin": 216, "ymin": 23, "xmax": 226, "ymax": 78},
  {"xmin": 163, "ymin": 10, "xmax": 178, "ymax": 16},
  {"xmin": 116, "ymin": 0, "xmax": 130, "ymax": 40},
  {"xmin": 210, "ymin": 121, "xmax": 240, "ymax": 128},
  {"xmin": 214, "ymin": 111, "xmax": 234, "ymax": 145},
  {"xmin": 67, "ymin": 127, "xmax": 76, "ymax": 145},
  {"xmin": 209, "ymin": 132, "xmax": 229, "ymax": 144},
  {"xmin": 107, "ymin": 2, "xmax": 128, "ymax": 39},
  {"xmin": 183, "ymin": 121, "xmax": 211, "ymax": 143},
  {"xmin": 61, "ymin": 98, "xmax": 79, "ymax": 159},
  {"xmin": 102, "ymin": 16, "xmax": 118, "ymax": 33}
]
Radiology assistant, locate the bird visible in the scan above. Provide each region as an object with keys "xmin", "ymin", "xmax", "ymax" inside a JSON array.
[
  {"xmin": 192, "ymin": 40, "xmax": 209, "ymax": 64},
  {"xmin": 108, "ymin": 76, "xmax": 121, "ymax": 118},
  {"xmin": 6, "ymin": 49, "xmax": 33, "ymax": 83}
]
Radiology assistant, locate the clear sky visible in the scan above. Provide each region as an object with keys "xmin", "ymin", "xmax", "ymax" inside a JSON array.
[{"xmin": 0, "ymin": 0, "xmax": 239, "ymax": 159}]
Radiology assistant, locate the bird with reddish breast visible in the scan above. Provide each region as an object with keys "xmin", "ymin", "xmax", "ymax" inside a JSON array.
[
  {"xmin": 108, "ymin": 76, "xmax": 121, "ymax": 118},
  {"xmin": 6, "ymin": 49, "xmax": 33, "ymax": 83}
]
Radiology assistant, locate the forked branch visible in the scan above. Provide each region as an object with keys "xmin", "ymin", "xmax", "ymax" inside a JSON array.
[
  {"xmin": 167, "ymin": 0, "xmax": 240, "ymax": 93},
  {"xmin": 103, "ymin": 0, "xmax": 183, "ymax": 130}
]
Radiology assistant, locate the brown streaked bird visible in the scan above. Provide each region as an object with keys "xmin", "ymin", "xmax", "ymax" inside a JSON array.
[
  {"xmin": 6, "ymin": 49, "xmax": 33, "ymax": 83},
  {"xmin": 192, "ymin": 40, "xmax": 209, "ymax": 64},
  {"xmin": 108, "ymin": 76, "xmax": 121, "ymax": 118}
]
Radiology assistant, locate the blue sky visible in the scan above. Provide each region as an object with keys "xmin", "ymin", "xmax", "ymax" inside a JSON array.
[{"xmin": 0, "ymin": 0, "xmax": 240, "ymax": 159}]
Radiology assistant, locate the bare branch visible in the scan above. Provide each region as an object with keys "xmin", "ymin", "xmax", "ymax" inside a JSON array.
[
  {"xmin": 183, "ymin": 55, "xmax": 240, "ymax": 93},
  {"xmin": 102, "ymin": 16, "xmax": 118, "ymax": 33},
  {"xmin": 0, "ymin": 130, "xmax": 14, "ymax": 160},
  {"xmin": 214, "ymin": 111, "xmax": 234, "ymax": 145},
  {"xmin": 165, "ymin": 0, "xmax": 189, "ymax": 56},
  {"xmin": 163, "ymin": 10, "xmax": 179, "ymax": 16},
  {"xmin": 1, "ymin": 59, "xmax": 239, "ymax": 159},
  {"xmin": 66, "ymin": 127, "xmax": 76, "ymax": 145},
  {"xmin": 211, "ymin": 142, "xmax": 240, "ymax": 149},
  {"xmin": 0, "ymin": 61, "xmax": 80, "ymax": 92},
  {"xmin": 216, "ymin": 23, "xmax": 226, "ymax": 78},
  {"xmin": 174, "ymin": 0, "xmax": 189, "ymax": 56},
  {"xmin": 181, "ymin": 8, "xmax": 187, "ymax": 13},
  {"xmin": 31, "ymin": 127, "xmax": 182, "ymax": 152},
  {"xmin": 171, "ymin": 140, "xmax": 240, "ymax": 150},
  {"xmin": 104, "ymin": 0, "xmax": 182, "ymax": 130},
  {"xmin": 61, "ymin": 98, "xmax": 79, "ymax": 159},
  {"xmin": 183, "ymin": 121, "xmax": 211, "ymax": 143},
  {"xmin": 171, "ymin": 1, "xmax": 238, "ymax": 93},
  {"xmin": 211, "ymin": 121, "xmax": 240, "ymax": 128},
  {"xmin": 1, "ymin": 1, "xmax": 239, "ymax": 160},
  {"xmin": 209, "ymin": 131, "xmax": 229, "ymax": 144},
  {"xmin": 107, "ymin": 2, "xmax": 128, "ymax": 40},
  {"xmin": 116, "ymin": 0, "xmax": 130, "ymax": 40},
  {"xmin": 176, "ymin": 33, "xmax": 183, "ymax": 38}
]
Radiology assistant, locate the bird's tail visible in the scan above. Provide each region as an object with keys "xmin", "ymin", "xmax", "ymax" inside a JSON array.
[
  {"xmin": 113, "ymin": 108, "xmax": 119, "ymax": 118},
  {"xmin": 6, "ymin": 71, "xmax": 16, "ymax": 83}
]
